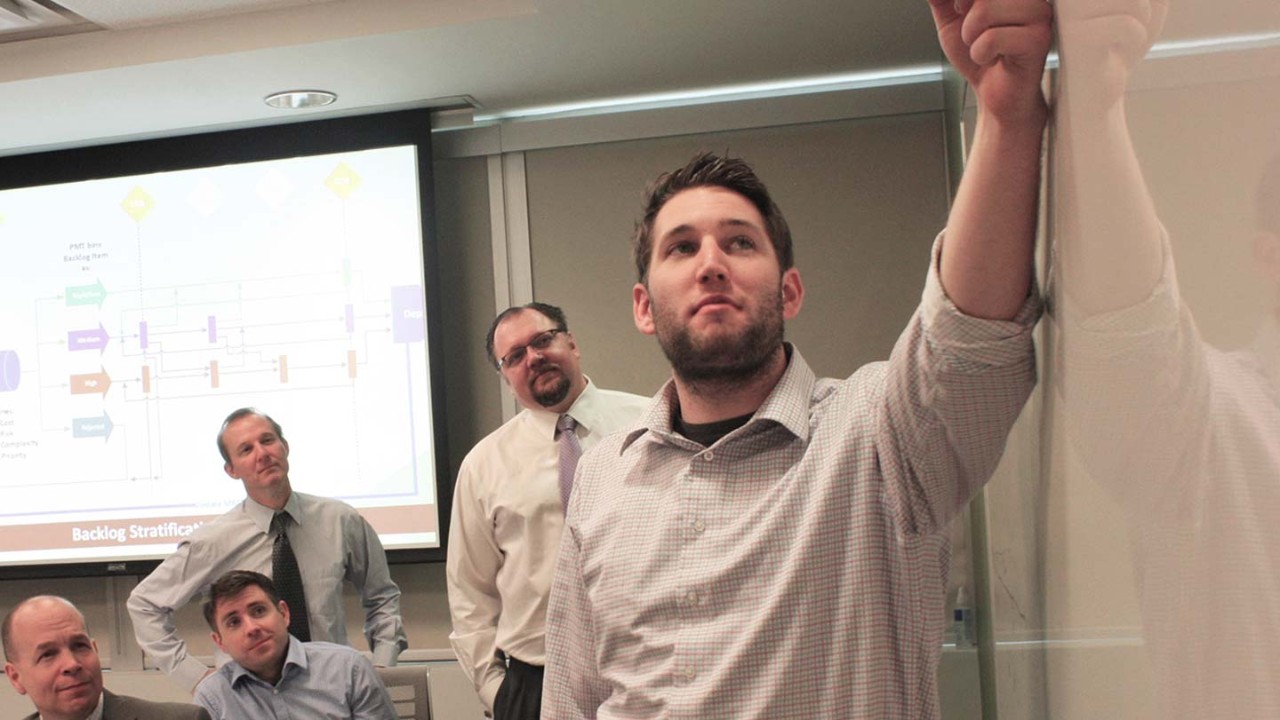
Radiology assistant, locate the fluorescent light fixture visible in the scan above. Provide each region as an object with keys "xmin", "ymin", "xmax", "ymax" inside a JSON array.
[
  {"xmin": 264, "ymin": 89, "xmax": 338, "ymax": 110},
  {"xmin": 1042, "ymin": 31, "xmax": 1280, "ymax": 69},
  {"xmin": 474, "ymin": 65, "xmax": 943, "ymax": 122},
  {"xmin": 474, "ymin": 30, "xmax": 1279, "ymax": 124},
  {"xmin": 1148, "ymin": 31, "xmax": 1280, "ymax": 59}
]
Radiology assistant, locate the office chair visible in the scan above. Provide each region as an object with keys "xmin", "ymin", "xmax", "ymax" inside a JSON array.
[{"xmin": 377, "ymin": 664, "xmax": 433, "ymax": 720}]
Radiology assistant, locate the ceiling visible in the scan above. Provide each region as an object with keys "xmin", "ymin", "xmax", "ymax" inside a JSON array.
[
  {"xmin": 0, "ymin": 0, "xmax": 941, "ymax": 157},
  {"xmin": 0, "ymin": 0, "xmax": 1276, "ymax": 158}
]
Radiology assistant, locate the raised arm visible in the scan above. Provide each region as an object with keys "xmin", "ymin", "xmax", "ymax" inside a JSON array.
[
  {"xmin": 1055, "ymin": 0, "xmax": 1169, "ymax": 314},
  {"xmin": 929, "ymin": 0, "xmax": 1053, "ymax": 319},
  {"xmin": 1051, "ymin": 0, "xmax": 1206, "ymax": 503}
]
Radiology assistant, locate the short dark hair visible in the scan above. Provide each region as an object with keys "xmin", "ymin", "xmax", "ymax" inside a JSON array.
[
  {"xmin": 483, "ymin": 302, "xmax": 570, "ymax": 371},
  {"xmin": 633, "ymin": 151, "xmax": 794, "ymax": 284},
  {"xmin": 3, "ymin": 596, "xmax": 88, "ymax": 662},
  {"xmin": 217, "ymin": 408, "xmax": 286, "ymax": 465},
  {"xmin": 203, "ymin": 570, "xmax": 282, "ymax": 631}
]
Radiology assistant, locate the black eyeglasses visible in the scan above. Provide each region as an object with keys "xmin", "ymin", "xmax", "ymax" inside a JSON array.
[{"xmin": 498, "ymin": 328, "xmax": 565, "ymax": 370}]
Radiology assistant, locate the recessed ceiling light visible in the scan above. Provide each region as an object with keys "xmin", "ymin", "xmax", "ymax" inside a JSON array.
[{"xmin": 264, "ymin": 90, "xmax": 338, "ymax": 110}]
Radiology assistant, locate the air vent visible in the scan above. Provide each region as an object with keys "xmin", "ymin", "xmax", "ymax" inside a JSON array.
[{"xmin": 0, "ymin": 0, "xmax": 96, "ymax": 44}]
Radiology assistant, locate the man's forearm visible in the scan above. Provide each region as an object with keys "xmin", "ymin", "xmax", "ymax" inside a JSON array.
[
  {"xmin": 928, "ymin": 0, "xmax": 1052, "ymax": 320},
  {"xmin": 1057, "ymin": 99, "xmax": 1163, "ymax": 315},
  {"xmin": 940, "ymin": 110, "xmax": 1045, "ymax": 320},
  {"xmin": 126, "ymin": 594, "xmax": 206, "ymax": 690}
]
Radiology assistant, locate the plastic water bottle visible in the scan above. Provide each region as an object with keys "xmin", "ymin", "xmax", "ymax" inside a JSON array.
[{"xmin": 952, "ymin": 586, "xmax": 975, "ymax": 647}]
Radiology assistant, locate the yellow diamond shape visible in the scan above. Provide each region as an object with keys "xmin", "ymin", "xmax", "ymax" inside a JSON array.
[
  {"xmin": 121, "ymin": 186, "xmax": 155, "ymax": 222},
  {"xmin": 325, "ymin": 162, "xmax": 362, "ymax": 200}
]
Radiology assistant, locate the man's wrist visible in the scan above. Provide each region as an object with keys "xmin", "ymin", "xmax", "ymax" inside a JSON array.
[
  {"xmin": 976, "ymin": 101, "xmax": 1048, "ymax": 143},
  {"xmin": 175, "ymin": 657, "xmax": 214, "ymax": 694}
]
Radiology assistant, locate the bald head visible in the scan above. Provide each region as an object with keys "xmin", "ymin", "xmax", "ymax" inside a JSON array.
[
  {"xmin": 4, "ymin": 595, "xmax": 104, "ymax": 720},
  {"xmin": 3, "ymin": 596, "xmax": 87, "ymax": 662}
]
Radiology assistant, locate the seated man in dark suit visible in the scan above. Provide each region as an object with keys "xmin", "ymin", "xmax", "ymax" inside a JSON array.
[{"xmin": 3, "ymin": 595, "xmax": 209, "ymax": 720}]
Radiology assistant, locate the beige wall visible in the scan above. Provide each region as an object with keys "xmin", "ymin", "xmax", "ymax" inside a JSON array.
[{"xmin": 524, "ymin": 113, "xmax": 950, "ymax": 393}]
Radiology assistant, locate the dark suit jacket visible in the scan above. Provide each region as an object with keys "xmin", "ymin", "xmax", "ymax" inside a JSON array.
[{"xmin": 21, "ymin": 689, "xmax": 211, "ymax": 720}]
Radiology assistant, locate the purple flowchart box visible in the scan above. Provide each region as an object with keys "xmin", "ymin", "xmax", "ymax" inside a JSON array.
[{"xmin": 391, "ymin": 286, "xmax": 425, "ymax": 344}]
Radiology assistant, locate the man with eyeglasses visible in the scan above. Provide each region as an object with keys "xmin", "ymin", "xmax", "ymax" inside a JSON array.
[{"xmin": 447, "ymin": 302, "xmax": 648, "ymax": 720}]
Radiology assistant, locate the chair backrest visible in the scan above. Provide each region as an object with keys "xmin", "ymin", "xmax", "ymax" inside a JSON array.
[{"xmin": 376, "ymin": 664, "xmax": 433, "ymax": 720}]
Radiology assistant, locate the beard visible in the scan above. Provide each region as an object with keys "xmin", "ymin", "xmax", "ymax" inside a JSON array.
[
  {"xmin": 651, "ymin": 286, "xmax": 785, "ymax": 386},
  {"xmin": 529, "ymin": 367, "xmax": 572, "ymax": 407}
]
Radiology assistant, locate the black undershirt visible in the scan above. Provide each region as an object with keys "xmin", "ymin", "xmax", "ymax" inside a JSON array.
[
  {"xmin": 672, "ymin": 345, "xmax": 790, "ymax": 446},
  {"xmin": 674, "ymin": 411, "xmax": 753, "ymax": 447}
]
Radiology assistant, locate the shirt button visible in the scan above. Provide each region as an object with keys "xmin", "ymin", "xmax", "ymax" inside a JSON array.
[
  {"xmin": 702, "ymin": 451, "xmax": 714, "ymax": 461},
  {"xmin": 693, "ymin": 519, "xmax": 705, "ymax": 533},
  {"xmin": 684, "ymin": 666, "xmax": 696, "ymax": 680},
  {"xmin": 685, "ymin": 590, "xmax": 699, "ymax": 606}
]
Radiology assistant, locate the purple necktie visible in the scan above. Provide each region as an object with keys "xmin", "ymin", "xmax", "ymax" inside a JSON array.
[{"xmin": 557, "ymin": 414, "xmax": 582, "ymax": 511}]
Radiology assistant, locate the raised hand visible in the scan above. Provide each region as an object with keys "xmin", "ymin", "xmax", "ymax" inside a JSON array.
[
  {"xmin": 929, "ymin": 0, "xmax": 1054, "ymax": 125},
  {"xmin": 1057, "ymin": 0, "xmax": 1169, "ymax": 108}
]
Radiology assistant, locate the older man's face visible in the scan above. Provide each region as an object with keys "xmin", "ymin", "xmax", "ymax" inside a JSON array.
[
  {"xmin": 4, "ymin": 599, "xmax": 104, "ymax": 720},
  {"xmin": 221, "ymin": 413, "xmax": 291, "ymax": 504}
]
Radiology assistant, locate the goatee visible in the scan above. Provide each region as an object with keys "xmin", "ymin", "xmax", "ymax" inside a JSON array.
[
  {"xmin": 531, "ymin": 368, "xmax": 572, "ymax": 407},
  {"xmin": 653, "ymin": 291, "xmax": 785, "ymax": 387}
]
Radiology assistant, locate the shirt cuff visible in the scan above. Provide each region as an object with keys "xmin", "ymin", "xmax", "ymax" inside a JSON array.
[
  {"xmin": 921, "ymin": 231, "xmax": 1042, "ymax": 364},
  {"xmin": 1060, "ymin": 229, "xmax": 1180, "ymax": 335},
  {"xmin": 371, "ymin": 642, "xmax": 401, "ymax": 667},
  {"xmin": 480, "ymin": 673, "xmax": 504, "ymax": 712},
  {"xmin": 174, "ymin": 656, "xmax": 212, "ymax": 694}
]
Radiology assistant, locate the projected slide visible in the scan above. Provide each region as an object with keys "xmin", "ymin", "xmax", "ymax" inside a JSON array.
[{"xmin": 0, "ymin": 144, "xmax": 438, "ymax": 564}]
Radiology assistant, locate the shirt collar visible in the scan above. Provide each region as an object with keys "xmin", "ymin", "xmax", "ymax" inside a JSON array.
[
  {"xmin": 228, "ymin": 635, "xmax": 306, "ymax": 689},
  {"xmin": 525, "ymin": 377, "xmax": 606, "ymax": 440},
  {"xmin": 620, "ymin": 343, "xmax": 815, "ymax": 452},
  {"xmin": 244, "ymin": 492, "xmax": 303, "ymax": 535},
  {"xmin": 42, "ymin": 693, "xmax": 104, "ymax": 720}
]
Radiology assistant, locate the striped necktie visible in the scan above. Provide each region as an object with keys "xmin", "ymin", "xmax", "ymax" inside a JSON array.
[{"xmin": 557, "ymin": 414, "xmax": 582, "ymax": 512}]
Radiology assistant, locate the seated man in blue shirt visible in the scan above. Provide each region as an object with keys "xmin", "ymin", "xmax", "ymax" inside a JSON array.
[{"xmin": 194, "ymin": 570, "xmax": 397, "ymax": 720}]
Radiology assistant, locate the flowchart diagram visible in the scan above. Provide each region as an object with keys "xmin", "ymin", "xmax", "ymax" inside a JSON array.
[{"xmin": 0, "ymin": 145, "xmax": 439, "ymax": 562}]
